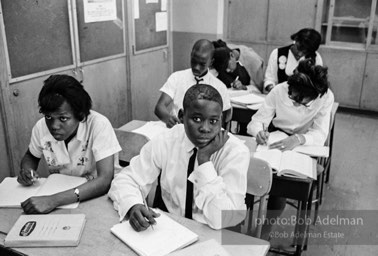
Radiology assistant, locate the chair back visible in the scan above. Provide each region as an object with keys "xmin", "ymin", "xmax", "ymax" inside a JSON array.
[
  {"xmin": 114, "ymin": 128, "xmax": 149, "ymax": 163},
  {"xmin": 247, "ymin": 157, "xmax": 273, "ymax": 197}
]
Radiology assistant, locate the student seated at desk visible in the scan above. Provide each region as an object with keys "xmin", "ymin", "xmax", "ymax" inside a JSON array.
[
  {"xmin": 211, "ymin": 40, "xmax": 250, "ymax": 90},
  {"xmin": 17, "ymin": 75, "xmax": 121, "ymax": 214},
  {"xmin": 264, "ymin": 28, "xmax": 323, "ymax": 94},
  {"xmin": 109, "ymin": 84, "xmax": 249, "ymax": 230},
  {"xmin": 247, "ymin": 58, "xmax": 334, "ymax": 240},
  {"xmin": 154, "ymin": 39, "xmax": 231, "ymax": 128}
]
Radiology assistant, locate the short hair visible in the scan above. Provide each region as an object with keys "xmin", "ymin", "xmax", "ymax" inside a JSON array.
[
  {"xmin": 191, "ymin": 39, "xmax": 215, "ymax": 59},
  {"xmin": 183, "ymin": 84, "xmax": 223, "ymax": 110},
  {"xmin": 38, "ymin": 74, "xmax": 92, "ymax": 121},
  {"xmin": 290, "ymin": 28, "xmax": 321, "ymax": 60},
  {"xmin": 288, "ymin": 58, "xmax": 329, "ymax": 101}
]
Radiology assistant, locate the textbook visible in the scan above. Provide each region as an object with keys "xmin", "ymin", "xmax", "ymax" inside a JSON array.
[
  {"xmin": 111, "ymin": 210, "xmax": 199, "ymax": 256},
  {"xmin": 254, "ymin": 149, "xmax": 317, "ymax": 179},
  {"xmin": 0, "ymin": 173, "xmax": 87, "ymax": 208},
  {"xmin": 256, "ymin": 130, "xmax": 329, "ymax": 158},
  {"xmin": 168, "ymin": 239, "xmax": 231, "ymax": 256},
  {"xmin": 4, "ymin": 214, "xmax": 86, "ymax": 247}
]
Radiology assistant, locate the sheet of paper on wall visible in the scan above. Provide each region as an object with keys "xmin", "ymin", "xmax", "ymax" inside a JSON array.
[
  {"xmin": 155, "ymin": 12, "xmax": 167, "ymax": 32},
  {"xmin": 132, "ymin": 121, "xmax": 168, "ymax": 140},
  {"xmin": 133, "ymin": 0, "xmax": 140, "ymax": 19},
  {"xmin": 83, "ymin": 0, "xmax": 117, "ymax": 23},
  {"xmin": 161, "ymin": 0, "xmax": 167, "ymax": 11},
  {"xmin": 146, "ymin": 0, "xmax": 159, "ymax": 3}
]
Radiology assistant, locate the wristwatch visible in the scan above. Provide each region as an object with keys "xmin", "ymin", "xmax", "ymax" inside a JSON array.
[{"xmin": 74, "ymin": 188, "xmax": 80, "ymax": 202}]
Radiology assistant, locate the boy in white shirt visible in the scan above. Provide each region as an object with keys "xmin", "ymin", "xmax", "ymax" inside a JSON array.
[{"xmin": 109, "ymin": 84, "xmax": 249, "ymax": 230}]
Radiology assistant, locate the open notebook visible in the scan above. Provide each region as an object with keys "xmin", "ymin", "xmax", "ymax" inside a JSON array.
[
  {"xmin": 230, "ymin": 93, "xmax": 265, "ymax": 106},
  {"xmin": 0, "ymin": 173, "xmax": 87, "ymax": 208},
  {"xmin": 111, "ymin": 210, "xmax": 198, "ymax": 256},
  {"xmin": 256, "ymin": 130, "xmax": 329, "ymax": 158},
  {"xmin": 5, "ymin": 214, "xmax": 86, "ymax": 247}
]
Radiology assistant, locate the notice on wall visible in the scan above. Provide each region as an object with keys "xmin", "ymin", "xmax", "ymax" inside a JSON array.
[
  {"xmin": 84, "ymin": 0, "xmax": 117, "ymax": 23},
  {"xmin": 133, "ymin": 0, "xmax": 140, "ymax": 19},
  {"xmin": 155, "ymin": 12, "xmax": 167, "ymax": 32}
]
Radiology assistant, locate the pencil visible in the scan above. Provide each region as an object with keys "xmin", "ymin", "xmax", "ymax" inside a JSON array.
[{"xmin": 139, "ymin": 186, "xmax": 154, "ymax": 230}]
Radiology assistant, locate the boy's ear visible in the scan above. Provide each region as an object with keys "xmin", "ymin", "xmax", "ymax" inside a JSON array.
[{"xmin": 178, "ymin": 109, "xmax": 184, "ymax": 123}]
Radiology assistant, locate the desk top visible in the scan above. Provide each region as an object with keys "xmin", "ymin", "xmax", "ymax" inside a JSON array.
[{"xmin": 0, "ymin": 195, "xmax": 269, "ymax": 256}]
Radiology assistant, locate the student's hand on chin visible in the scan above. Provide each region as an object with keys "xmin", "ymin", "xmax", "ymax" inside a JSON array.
[
  {"xmin": 128, "ymin": 204, "xmax": 159, "ymax": 232},
  {"xmin": 21, "ymin": 196, "xmax": 58, "ymax": 214},
  {"xmin": 197, "ymin": 130, "xmax": 229, "ymax": 164}
]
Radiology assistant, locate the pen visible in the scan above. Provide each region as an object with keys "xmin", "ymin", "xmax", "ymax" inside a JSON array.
[
  {"xmin": 30, "ymin": 170, "xmax": 37, "ymax": 184},
  {"xmin": 232, "ymin": 76, "xmax": 239, "ymax": 88},
  {"xmin": 139, "ymin": 186, "xmax": 154, "ymax": 230},
  {"xmin": 262, "ymin": 123, "xmax": 269, "ymax": 145}
]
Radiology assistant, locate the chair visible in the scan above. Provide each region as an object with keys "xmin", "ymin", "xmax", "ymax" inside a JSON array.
[{"xmin": 236, "ymin": 135, "xmax": 272, "ymax": 238}]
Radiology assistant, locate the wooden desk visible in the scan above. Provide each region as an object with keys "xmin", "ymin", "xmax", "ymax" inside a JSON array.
[{"xmin": 0, "ymin": 195, "xmax": 269, "ymax": 256}]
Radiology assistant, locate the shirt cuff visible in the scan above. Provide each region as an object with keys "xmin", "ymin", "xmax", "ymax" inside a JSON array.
[
  {"xmin": 302, "ymin": 134, "xmax": 314, "ymax": 146},
  {"xmin": 188, "ymin": 161, "xmax": 218, "ymax": 187}
]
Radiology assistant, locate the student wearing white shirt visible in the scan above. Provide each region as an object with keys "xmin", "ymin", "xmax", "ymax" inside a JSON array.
[
  {"xmin": 109, "ymin": 84, "xmax": 249, "ymax": 230},
  {"xmin": 154, "ymin": 39, "xmax": 231, "ymax": 128},
  {"xmin": 247, "ymin": 59, "xmax": 334, "ymax": 240},
  {"xmin": 264, "ymin": 28, "xmax": 323, "ymax": 94},
  {"xmin": 17, "ymin": 75, "xmax": 121, "ymax": 214}
]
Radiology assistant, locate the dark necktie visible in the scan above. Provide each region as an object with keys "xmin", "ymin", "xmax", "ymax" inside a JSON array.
[
  {"xmin": 194, "ymin": 77, "xmax": 203, "ymax": 84},
  {"xmin": 185, "ymin": 148, "xmax": 197, "ymax": 219}
]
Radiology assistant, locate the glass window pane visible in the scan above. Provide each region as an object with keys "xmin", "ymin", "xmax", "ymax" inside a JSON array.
[
  {"xmin": 330, "ymin": 0, "xmax": 372, "ymax": 44},
  {"xmin": 370, "ymin": 5, "xmax": 378, "ymax": 45}
]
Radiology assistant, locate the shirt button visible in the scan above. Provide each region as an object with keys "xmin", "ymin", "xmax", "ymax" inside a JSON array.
[{"xmin": 194, "ymin": 179, "xmax": 198, "ymax": 183}]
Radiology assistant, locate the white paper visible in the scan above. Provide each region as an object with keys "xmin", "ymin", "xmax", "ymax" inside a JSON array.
[
  {"xmin": 84, "ymin": 0, "xmax": 117, "ymax": 23},
  {"xmin": 133, "ymin": 0, "xmax": 140, "ymax": 19},
  {"xmin": 0, "ymin": 177, "xmax": 47, "ymax": 207},
  {"xmin": 146, "ymin": 0, "xmax": 159, "ymax": 3},
  {"xmin": 230, "ymin": 93, "xmax": 265, "ymax": 105},
  {"xmin": 161, "ymin": 0, "xmax": 167, "ymax": 11},
  {"xmin": 132, "ymin": 121, "xmax": 168, "ymax": 140},
  {"xmin": 111, "ymin": 210, "xmax": 198, "ymax": 256},
  {"xmin": 155, "ymin": 12, "xmax": 167, "ymax": 32}
]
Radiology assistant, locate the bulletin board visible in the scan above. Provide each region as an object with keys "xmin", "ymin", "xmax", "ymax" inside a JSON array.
[
  {"xmin": 76, "ymin": 0, "xmax": 125, "ymax": 62},
  {"xmin": 133, "ymin": 0, "xmax": 168, "ymax": 54},
  {"xmin": 0, "ymin": 0, "xmax": 74, "ymax": 79}
]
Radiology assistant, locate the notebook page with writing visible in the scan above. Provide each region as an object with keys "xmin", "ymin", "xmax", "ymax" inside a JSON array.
[
  {"xmin": 0, "ymin": 177, "xmax": 47, "ymax": 207},
  {"xmin": 111, "ymin": 210, "xmax": 198, "ymax": 256},
  {"xmin": 279, "ymin": 151, "xmax": 316, "ymax": 179},
  {"xmin": 35, "ymin": 174, "xmax": 87, "ymax": 209},
  {"xmin": 256, "ymin": 131, "xmax": 288, "ymax": 152}
]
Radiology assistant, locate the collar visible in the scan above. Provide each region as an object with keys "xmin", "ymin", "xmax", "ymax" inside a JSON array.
[
  {"xmin": 181, "ymin": 126, "xmax": 197, "ymax": 153},
  {"xmin": 193, "ymin": 69, "xmax": 210, "ymax": 82}
]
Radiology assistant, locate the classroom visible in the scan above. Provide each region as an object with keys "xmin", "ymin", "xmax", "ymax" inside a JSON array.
[{"xmin": 0, "ymin": 1, "xmax": 377, "ymax": 256}]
